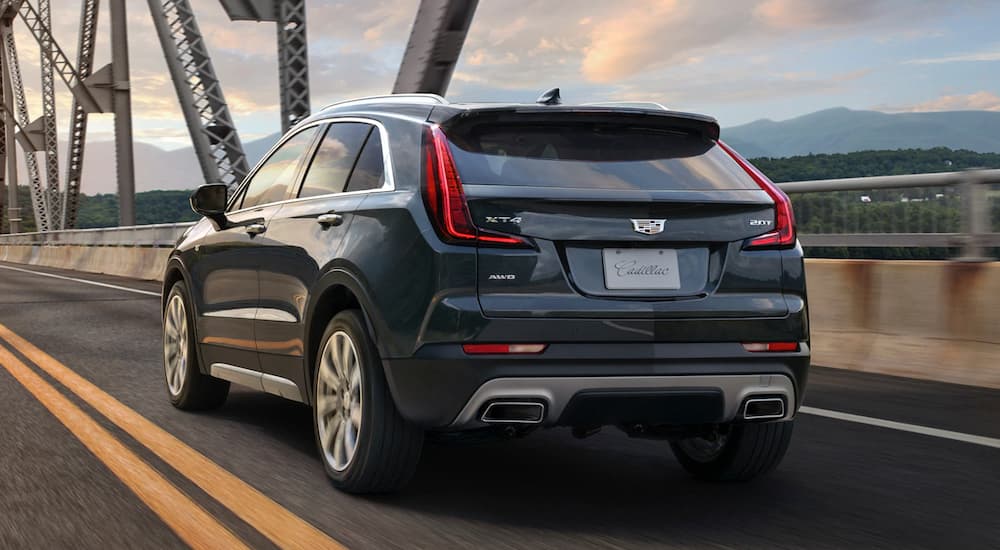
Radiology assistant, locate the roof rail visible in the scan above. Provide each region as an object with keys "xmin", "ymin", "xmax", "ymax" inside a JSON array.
[
  {"xmin": 582, "ymin": 101, "xmax": 669, "ymax": 111},
  {"xmin": 321, "ymin": 93, "xmax": 448, "ymax": 111}
]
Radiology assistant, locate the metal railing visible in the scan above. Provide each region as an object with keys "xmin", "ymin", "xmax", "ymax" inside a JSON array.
[
  {"xmin": 0, "ymin": 169, "xmax": 997, "ymax": 259},
  {"xmin": 776, "ymin": 169, "xmax": 1000, "ymax": 259}
]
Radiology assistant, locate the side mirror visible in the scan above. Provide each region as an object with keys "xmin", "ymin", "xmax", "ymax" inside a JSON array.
[{"xmin": 190, "ymin": 183, "xmax": 229, "ymax": 229}]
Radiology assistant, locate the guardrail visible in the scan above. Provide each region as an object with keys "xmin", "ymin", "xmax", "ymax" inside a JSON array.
[
  {"xmin": 0, "ymin": 222, "xmax": 194, "ymax": 247},
  {"xmin": 0, "ymin": 169, "xmax": 998, "ymax": 259},
  {"xmin": 778, "ymin": 170, "xmax": 1000, "ymax": 259}
]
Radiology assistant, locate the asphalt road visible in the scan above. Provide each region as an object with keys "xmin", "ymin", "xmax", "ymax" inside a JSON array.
[{"xmin": 0, "ymin": 261, "xmax": 997, "ymax": 549}]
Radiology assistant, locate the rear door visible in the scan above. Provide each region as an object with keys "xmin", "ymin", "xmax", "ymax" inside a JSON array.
[
  {"xmin": 441, "ymin": 117, "xmax": 787, "ymax": 320},
  {"xmin": 255, "ymin": 121, "xmax": 381, "ymax": 393}
]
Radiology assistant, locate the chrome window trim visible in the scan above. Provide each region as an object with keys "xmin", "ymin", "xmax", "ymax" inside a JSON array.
[{"xmin": 226, "ymin": 116, "xmax": 397, "ymax": 216}]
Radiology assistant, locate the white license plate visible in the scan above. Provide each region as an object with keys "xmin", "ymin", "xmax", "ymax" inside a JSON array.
[{"xmin": 602, "ymin": 248, "xmax": 681, "ymax": 290}]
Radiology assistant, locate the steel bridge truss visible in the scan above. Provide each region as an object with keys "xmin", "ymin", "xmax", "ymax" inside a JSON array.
[
  {"xmin": 394, "ymin": 0, "xmax": 479, "ymax": 96},
  {"xmin": 1, "ymin": 23, "xmax": 47, "ymax": 231},
  {"xmin": 148, "ymin": 0, "xmax": 248, "ymax": 189},
  {"xmin": 2, "ymin": 0, "xmax": 122, "ymax": 231},
  {"xmin": 219, "ymin": 0, "xmax": 310, "ymax": 134},
  {"xmin": 0, "ymin": 0, "xmax": 480, "ymax": 233}
]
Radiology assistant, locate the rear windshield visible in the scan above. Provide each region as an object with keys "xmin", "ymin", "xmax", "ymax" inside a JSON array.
[{"xmin": 446, "ymin": 123, "xmax": 758, "ymax": 190}]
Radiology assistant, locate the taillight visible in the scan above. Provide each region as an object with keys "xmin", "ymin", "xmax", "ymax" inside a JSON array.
[
  {"xmin": 423, "ymin": 126, "xmax": 528, "ymax": 247},
  {"xmin": 742, "ymin": 342, "xmax": 799, "ymax": 352},
  {"xmin": 462, "ymin": 343, "xmax": 548, "ymax": 355},
  {"xmin": 718, "ymin": 140, "xmax": 796, "ymax": 249}
]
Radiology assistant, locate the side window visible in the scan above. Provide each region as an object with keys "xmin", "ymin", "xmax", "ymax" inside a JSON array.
[
  {"xmin": 227, "ymin": 184, "xmax": 248, "ymax": 212},
  {"xmin": 299, "ymin": 123, "xmax": 371, "ymax": 198},
  {"xmin": 240, "ymin": 127, "xmax": 319, "ymax": 209},
  {"xmin": 344, "ymin": 128, "xmax": 386, "ymax": 193}
]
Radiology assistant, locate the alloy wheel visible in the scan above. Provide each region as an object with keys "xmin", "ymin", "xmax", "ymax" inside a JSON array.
[
  {"xmin": 163, "ymin": 294, "xmax": 189, "ymax": 397},
  {"xmin": 316, "ymin": 330, "xmax": 364, "ymax": 472}
]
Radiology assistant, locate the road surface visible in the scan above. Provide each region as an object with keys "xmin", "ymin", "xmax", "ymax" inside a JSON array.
[{"xmin": 0, "ymin": 262, "xmax": 997, "ymax": 549}]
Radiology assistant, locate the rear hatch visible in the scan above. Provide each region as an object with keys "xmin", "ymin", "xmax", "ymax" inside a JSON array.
[{"xmin": 430, "ymin": 107, "xmax": 788, "ymax": 319}]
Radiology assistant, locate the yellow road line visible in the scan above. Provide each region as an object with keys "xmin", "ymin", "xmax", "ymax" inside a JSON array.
[
  {"xmin": 0, "ymin": 322, "xmax": 346, "ymax": 550},
  {"xmin": 0, "ymin": 343, "xmax": 249, "ymax": 550}
]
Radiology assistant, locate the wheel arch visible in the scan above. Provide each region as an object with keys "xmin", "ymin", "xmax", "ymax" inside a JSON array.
[
  {"xmin": 304, "ymin": 269, "xmax": 385, "ymax": 406},
  {"xmin": 161, "ymin": 256, "xmax": 213, "ymax": 375},
  {"xmin": 161, "ymin": 256, "xmax": 189, "ymax": 312}
]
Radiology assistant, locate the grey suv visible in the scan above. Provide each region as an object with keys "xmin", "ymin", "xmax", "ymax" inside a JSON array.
[{"xmin": 162, "ymin": 93, "xmax": 810, "ymax": 493}]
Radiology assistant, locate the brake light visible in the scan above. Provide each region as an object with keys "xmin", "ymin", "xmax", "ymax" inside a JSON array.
[
  {"xmin": 718, "ymin": 140, "xmax": 796, "ymax": 249},
  {"xmin": 463, "ymin": 343, "xmax": 548, "ymax": 355},
  {"xmin": 423, "ymin": 126, "xmax": 528, "ymax": 247},
  {"xmin": 742, "ymin": 342, "xmax": 799, "ymax": 352}
]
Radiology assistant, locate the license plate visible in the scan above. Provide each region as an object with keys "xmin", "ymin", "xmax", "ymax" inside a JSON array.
[{"xmin": 602, "ymin": 248, "xmax": 681, "ymax": 290}]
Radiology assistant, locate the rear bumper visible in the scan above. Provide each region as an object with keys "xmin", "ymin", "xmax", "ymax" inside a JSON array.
[
  {"xmin": 382, "ymin": 341, "xmax": 810, "ymax": 428},
  {"xmin": 450, "ymin": 373, "xmax": 796, "ymax": 428}
]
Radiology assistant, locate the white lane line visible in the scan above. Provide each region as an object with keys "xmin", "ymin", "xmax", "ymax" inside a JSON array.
[
  {"xmin": 0, "ymin": 265, "xmax": 160, "ymax": 297},
  {"xmin": 801, "ymin": 406, "xmax": 1000, "ymax": 449}
]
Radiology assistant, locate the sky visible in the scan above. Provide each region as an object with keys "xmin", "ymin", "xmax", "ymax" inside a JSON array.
[{"xmin": 11, "ymin": 0, "xmax": 1000, "ymax": 151}]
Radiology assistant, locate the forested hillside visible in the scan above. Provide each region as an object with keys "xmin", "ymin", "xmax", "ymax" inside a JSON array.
[{"xmin": 751, "ymin": 147, "xmax": 1000, "ymax": 182}]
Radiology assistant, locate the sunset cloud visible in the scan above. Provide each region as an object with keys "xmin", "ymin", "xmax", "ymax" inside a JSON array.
[{"xmin": 880, "ymin": 91, "xmax": 1000, "ymax": 113}]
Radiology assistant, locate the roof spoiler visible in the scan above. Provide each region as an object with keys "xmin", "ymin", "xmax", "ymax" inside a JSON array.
[{"xmin": 429, "ymin": 105, "xmax": 720, "ymax": 141}]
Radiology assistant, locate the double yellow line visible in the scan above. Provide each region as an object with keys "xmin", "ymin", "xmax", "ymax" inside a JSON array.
[{"xmin": 0, "ymin": 322, "xmax": 345, "ymax": 550}]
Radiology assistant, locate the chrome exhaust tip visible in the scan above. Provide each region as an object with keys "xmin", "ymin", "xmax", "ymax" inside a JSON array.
[
  {"xmin": 742, "ymin": 397, "xmax": 786, "ymax": 421},
  {"xmin": 480, "ymin": 401, "xmax": 545, "ymax": 424}
]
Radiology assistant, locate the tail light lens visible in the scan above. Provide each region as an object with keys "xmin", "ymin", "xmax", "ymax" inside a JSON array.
[
  {"xmin": 743, "ymin": 342, "xmax": 799, "ymax": 352},
  {"xmin": 463, "ymin": 343, "xmax": 548, "ymax": 355},
  {"xmin": 423, "ymin": 126, "xmax": 528, "ymax": 247},
  {"xmin": 718, "ymin": 140, "xmax": 796, "ymax": 249}
]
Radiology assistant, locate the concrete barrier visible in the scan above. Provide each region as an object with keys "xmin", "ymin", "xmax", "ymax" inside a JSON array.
[
  {"xmin": 0, "ymin": 244, "xmax": 171, "ymax": 282},
  {"xmin": 1, "ymin": 244, "xmax": 997, "ymax": 388},
  {"xmin": 806, "ymin": 259, "xmax": 1000, "ymax": 389}
]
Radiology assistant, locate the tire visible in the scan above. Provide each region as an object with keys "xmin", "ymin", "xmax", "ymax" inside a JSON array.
[
  {"xmin": 163, "ymin": 281, "xmax": 229, "ymax": 410},
  {"xmin": 312, "ymin": 309, "xmax": 423, "ymax": 493},
  {"xmin": 670, "ymin": 420, "xmax": 794, "ymax": 481}
]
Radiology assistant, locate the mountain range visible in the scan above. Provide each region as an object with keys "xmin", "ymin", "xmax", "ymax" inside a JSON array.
[{"xmin": 67, "ymin": 107, "xmax": 1000, "ymax": 194}]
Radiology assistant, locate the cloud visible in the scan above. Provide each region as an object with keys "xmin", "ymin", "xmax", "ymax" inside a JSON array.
[
  {"xmin": 877, "ymin": 91, "xmax": 1000, "ymax": 112},
  {"xmin": 754, "ymin": 0, "xmax": 883, "ymax": 29},
  {"xmin": 3, "ymin": 0, "xmax": 995, "ymax": 157},
  {"xmin": 906, "ymin": 49, "xmax": 1000, "ymax": 64}
]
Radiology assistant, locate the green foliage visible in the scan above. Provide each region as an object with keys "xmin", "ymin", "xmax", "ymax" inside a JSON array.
[
  {"xmin": 75, "ymin": 190, "xmax": 200, "ymax": 228},
  {"xmin": 752, "ymin": 147, "xmax": 1000, "ymax": 182},
  {"xmin": 2, "ymin": 188, "xmax": 198, "ymax": 232},
  {"xmin": 750, "ymin": 148, "xmax": 1000, "ymax": 259}
]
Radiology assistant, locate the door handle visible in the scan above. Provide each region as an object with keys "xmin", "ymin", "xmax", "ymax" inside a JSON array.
[
  {"xmin": 246, "ymin": 223, "xmax": 267, "ymax": 235},
  {"xmin": 317, "ymin": 213, "xmax": 343, "ymax": 227}
]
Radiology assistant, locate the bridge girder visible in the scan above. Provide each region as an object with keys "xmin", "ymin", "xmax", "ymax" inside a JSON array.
[
  {"xmin": 5, "ymin": 0, "xmax": 131, "ymax": 231},
  {"xmin": 62, "ymin": 0, "xmax": 100, "ymax": 229},
  {"xmin": 220, "ymin": 0, "xmax": 310, "ymax": 134},
  {"xmin": 38, "ymin": 0, "xmax": 60, "ymax": 229},
  {"xmin": 148, "ymin": 0, "xmax": 248, "ymax": 189},
  {"xmin": 393, "ymin": 0, "xmax": 479, "ymax": 97},
  {"xmin": 1, "ymin": 25, "xmax": 47, "ymax": 231}
]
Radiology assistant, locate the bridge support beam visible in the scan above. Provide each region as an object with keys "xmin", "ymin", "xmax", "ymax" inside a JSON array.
[
  {"xmin": 393, "ymin": 0, "xmax": 478, "ymax": 97},
  {"xmin": 219, "ymin": 0, "xmax": 310, "ymax": 134},
  {"xmin": 1, "ymin": 25, "xmax": 19, "ymax": 233},
  {"xmin": 109, "ymin": 0, "xmax": 135, "ymax": 226},
  {"xmin": 148, "ymin": 0, "xmax": 248, "ymax": 189}
]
